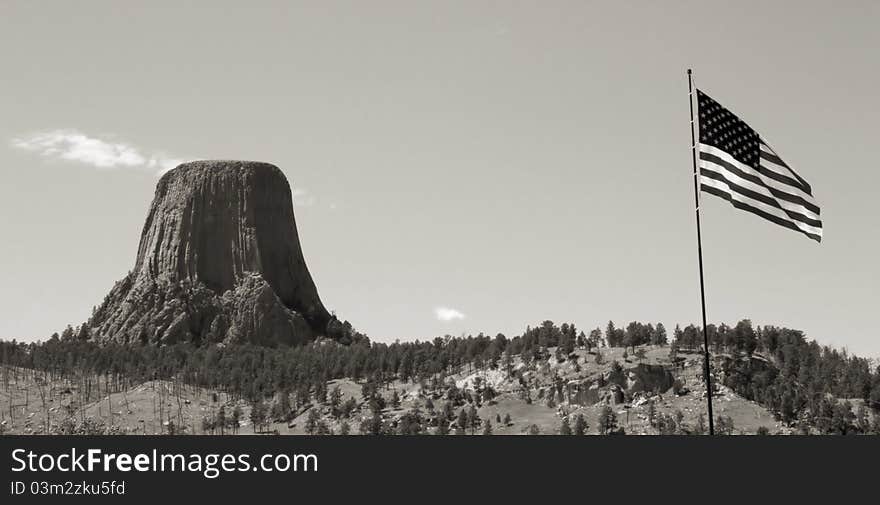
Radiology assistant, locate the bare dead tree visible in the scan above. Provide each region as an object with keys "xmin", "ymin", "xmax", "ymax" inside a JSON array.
[{"xmin": 35, "ymin": 375, "xmax": 50, "ymax": 433}]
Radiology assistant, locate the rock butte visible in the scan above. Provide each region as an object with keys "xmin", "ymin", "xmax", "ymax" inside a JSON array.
[{"xmin": 86, "ymin": 160, "xmax": 349, "ymax": 346}]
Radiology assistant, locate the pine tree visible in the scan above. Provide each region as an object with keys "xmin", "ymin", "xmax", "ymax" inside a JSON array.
[
  {"xmin": 831, "ymin": 402, "xmax": 855, "ymax": 435},
  {"xmin": 634, "ymin": 348, "xmax": 646, "ymax": 363},
  {"xmin": 250, "ymin": 400, "xmax": 265, "ymax": 433},
  {"xmin": 559, "ymin": 417, "xmax": 572, "ymax": 435},
  {"xmin": 606, "ymin": 321, "xmax": 617, "ymax": 347},
  {"xmin": 60, "ymin": 325, "xmax": 75, "ymax": 341},
  {"xmin": 560, "ymin": 332, "xmax": 575, "ymax": 355},
  {"xmin": 457, "ymin": 409, "xmax": 468, "ymax": 431},
  {"xmin": 217, "ymin": 406, "xmax": 227, "ymax": 435},
  {"xmin": 437, "ymin": 416, "xmax": 449, "ymax": 435},
  {"xmin": 273, "ymin": 389, "xmax": 291, "ymax": 422},
  {"xmin": 329, "ymin": 386, "xmax": 342, "ymax": 417},
  {"xmin": 360, "ymin": 412, "xmax": 383, "ymax": 435},
  {"xmin": 341, "ymin": 397, "xmax": 358, "ymax": 418},
  {"xmin": 442, "ymin": 401, "xmax": 453, "ymax": 420},
  {"xmin": 780, "ymin": 390, "xmax": 795, "ymax": 424},
  {"xmin": 315, "ymin": 420, "xmax": 331, "ymax": 435},
  {"xmin": 598, "ymin": 406, "xmax": 617, "ymax": 435},
  {"xmin": 589, "ymin": 328, "xmax": 604, "ymax": 349},
  {"xmin": 483, "ymin": 419, "xmax": 493, "ymax": 435},
  {"xmin": 231, "ymin": 405, "xmax": 242, "ymax": 434},
  {"xmin": 201, "ymin": 416, "xmax": 213, "ymax": 435},
  {"xmin": 715, "ymin": 415, "xmax": 735, "ymax": 435},
  {"xmin": 573, "ymin": 413, "xmax": 587, "ymax": 435},
  {"xmin": 856, "ymin": 405, "xmax": 870, "ymax": 433},
  {"xmin": 653, "ymin": 323, "xmax": 668, "ymax": 346},
  {"xmin": 467, "ymin": 404, "xmax": 480, "ymax": 434},
  {"xmin": 305, "ymin": 408, "xmax": 320, "ymax": 435},
  {"xmin": 674, "ymin": 410, "xmax": 685, "ymax": 434}
]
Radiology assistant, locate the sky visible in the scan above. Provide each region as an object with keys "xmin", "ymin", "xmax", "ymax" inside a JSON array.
[{"xmin": 0, "ymin": 1, "xmax": 877, "ymax": 357}]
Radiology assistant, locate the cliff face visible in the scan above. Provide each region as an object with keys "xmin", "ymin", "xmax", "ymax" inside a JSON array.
[{"xmin": 88, "ymin": 160, "xmax": 342, "ymax": 346}]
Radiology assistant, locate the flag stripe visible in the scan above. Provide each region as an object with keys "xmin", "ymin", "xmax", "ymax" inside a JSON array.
[
  {"xmin": 700, "ymin": 145, "xmax": 820, "ymax": 216},
  {"xmin": 758, "ymin": 149, "xmax": 812, "ymax": 195},
  {"xmin": 758, "ymin": 145, "xmax": 789, "ymax": 169},
  {"xmin": 699, "ymin": 160, "xmax": 822, "ymax": 227},
  {"xmin": 699, "ymin": 173, "xmax": 822, "ymax": 236},
  {"xmin": 700, "ymin": 184, "xmax": 822, "ymax": 242},
  {"xmin": 699, "ymin": 154, "xmax": 823, "ymax": 239},
  {"xmin": 760, "ymin": 142, "xmax": 813, "ymax": 195},
  {"xmin": 758, "ymin": 158, "xmax": 811, "ymax": 196}
]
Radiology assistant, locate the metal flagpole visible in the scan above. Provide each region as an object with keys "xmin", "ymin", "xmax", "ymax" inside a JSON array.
[{"xmin": 687, "ymin": 69, "xmax": 715, "ymax": 435}]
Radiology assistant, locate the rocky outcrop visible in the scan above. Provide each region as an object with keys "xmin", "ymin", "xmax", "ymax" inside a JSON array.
[
  {"xmin": 626, "ymin": 364, "xmax": 675, "ymax": 395},
  {"xmin": 566, "ymin": 363, "xmax": 675, "ymax": 406},
  {"xmin": 87, "ymin": 160, "xmax": 348, "ymax": 346}
]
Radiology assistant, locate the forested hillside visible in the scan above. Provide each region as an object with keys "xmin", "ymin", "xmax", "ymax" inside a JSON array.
[{"xmin": 1, "ymin": 319, "xmax": 878, "ymax": 435}]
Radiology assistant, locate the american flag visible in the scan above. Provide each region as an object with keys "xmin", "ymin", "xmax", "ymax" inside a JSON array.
[{"xmin": 696, "ymin": 89, "xmax": 822, "ymax": 242}]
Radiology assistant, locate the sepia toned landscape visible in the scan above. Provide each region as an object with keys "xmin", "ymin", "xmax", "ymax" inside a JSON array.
[
  {"xmin": 1, "ymin": 161, "xmax": 877, "ymax": 436},
  {"xmin": 1, "ymin": 3, "xmax": 878, "ymax": 441}
]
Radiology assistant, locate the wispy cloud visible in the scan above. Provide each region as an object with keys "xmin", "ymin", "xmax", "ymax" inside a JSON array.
[
  {"xmin": 435, "ymin": 306, "xmax": 465, "ymax": 322},
  {"xmin": 11, "ymin": 129, "xmax": 186, "ymax": 175}
]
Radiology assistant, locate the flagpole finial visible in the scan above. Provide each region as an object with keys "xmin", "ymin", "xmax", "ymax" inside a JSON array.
[{"xmin": 687, "ymin": 68, "xmax": 692, "ymax": 75}]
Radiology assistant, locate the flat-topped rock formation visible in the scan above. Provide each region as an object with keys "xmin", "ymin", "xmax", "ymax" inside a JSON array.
[{"xmin": 86, "ymin": 160, "xmax": 349, "ymax": 346}]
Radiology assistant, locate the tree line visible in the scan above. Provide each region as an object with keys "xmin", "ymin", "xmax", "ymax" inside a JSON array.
[{"xmin": 1, "ymin": 318, "xmax": 877, "ymax": 435}]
